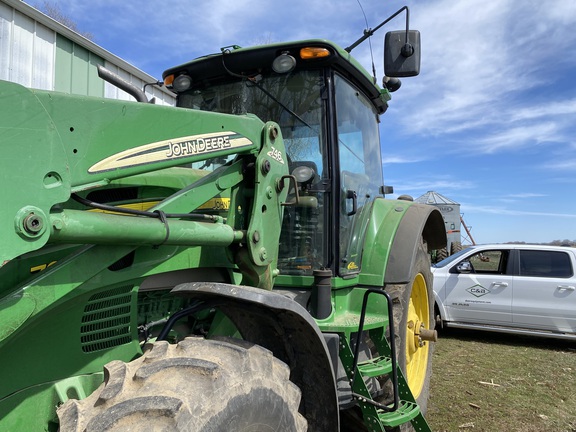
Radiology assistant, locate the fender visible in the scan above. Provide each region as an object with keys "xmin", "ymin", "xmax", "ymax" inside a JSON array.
[
  {"xmin": 361, "ymin": 199, "xmax": 446, "ymax": 286},
  {"xmin": 171, "ymin": 282, "xmax": 339, "ymax": 432},
  {"xmin": 386, "ymin": 202, "xmax": 446, "ymax": 284}
]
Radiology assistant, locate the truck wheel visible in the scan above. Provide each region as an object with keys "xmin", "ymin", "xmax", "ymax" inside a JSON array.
[
  {"xmin": 58, "ymin": 337, "xmax": 307, "ymax": 432},
  {"xmin": 386, "ymin": 239, "xmax": 434, "ymax": 414}
]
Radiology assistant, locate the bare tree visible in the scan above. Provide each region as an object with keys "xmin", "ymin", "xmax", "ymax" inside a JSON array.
[{"xmin": 35, "ymin": 1, "xmax": 94, "ymax": 40}]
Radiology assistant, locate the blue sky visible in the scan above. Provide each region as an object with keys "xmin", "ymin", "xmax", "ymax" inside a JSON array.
[{"xmin": 32, "ymin": 0, "xmax": 576, "ymax": 244}]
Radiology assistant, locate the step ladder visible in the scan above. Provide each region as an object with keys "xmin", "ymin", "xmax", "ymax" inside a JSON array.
[{"xmin": 339, "ymin": 288, "xmax": 432, "ymax": 432}]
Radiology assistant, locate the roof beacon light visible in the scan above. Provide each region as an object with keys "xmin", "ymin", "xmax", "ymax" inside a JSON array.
[
  {"xmin": 300, "ymin": 47, "xmax": 330, "ymax": 60},
  {"xmin": 272, "ymin": 52, "xmax": 296, "ymax": 73},
  {"xmin": 172, "ymin": 74, "xmax": 192, "ymax": 92}
]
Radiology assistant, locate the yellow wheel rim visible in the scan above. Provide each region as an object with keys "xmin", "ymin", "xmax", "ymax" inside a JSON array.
[{"xmin": 405, "ymin": 273, "xmax": 430, "ymax": 399}]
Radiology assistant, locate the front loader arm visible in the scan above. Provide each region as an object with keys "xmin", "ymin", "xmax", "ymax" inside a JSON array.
[{"xmin": 0, "ymin": 80, "xmax": 289, "ymax": 289}]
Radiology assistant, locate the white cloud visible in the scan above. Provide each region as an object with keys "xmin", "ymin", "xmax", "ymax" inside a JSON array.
[
  {"xmin": 510, "ymin": 99, "xmax": 576, "ymax": 122},
  {"xmin": 388, "ymin": 0, "xmax": 576, "ymax": 156},
  {"xmin": 462, "ymin": 203, "xmax": 576, "ymax": 218},
  {"xmin": 505, "ymin": 193, "xmax": 547, "ymax": 199},
  {"xmin": 474, "ymin": 122, "xmax": 560, "ymax": 153},
  {"xmin": 382, "ymin": 155, "xmax": 428, "ymax": 164}
]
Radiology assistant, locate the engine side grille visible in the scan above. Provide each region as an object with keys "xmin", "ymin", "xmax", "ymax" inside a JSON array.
[{"xmin": 80, "ymin": 285, "xmax": 134, "ymax": 353}]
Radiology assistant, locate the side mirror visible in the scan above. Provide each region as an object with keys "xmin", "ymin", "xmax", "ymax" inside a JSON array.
[
  {"xmin": 456, "ymin": 261, "xmax": 473, "ymax": 273},
  {"xmin": 384, "ymin": 30, "xmax": 421, "ymax": 77}
]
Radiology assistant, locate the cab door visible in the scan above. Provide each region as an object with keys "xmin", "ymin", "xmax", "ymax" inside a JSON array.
[
  {"xmin": 333, "ymin": 74, "xmax": 383, "ymax": 276},
  {"xmin": 512, "ymin": 249, "xmax": 576, "ymax": 333},
  {"xmin": 444, "ymin": 248, "xmax": 513, "ymax": 325}
]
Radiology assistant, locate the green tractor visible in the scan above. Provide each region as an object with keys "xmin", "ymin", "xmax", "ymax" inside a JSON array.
[{"xmin": 0, "ymin": 7, "xmax": 445, "ymax": 431}]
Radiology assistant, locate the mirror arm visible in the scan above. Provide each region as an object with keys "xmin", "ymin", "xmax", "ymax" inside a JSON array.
[
  {"xmin": 345, "ymin": 6, "xmax": 411, "ymax": 53},
  {"xmin": 279, "ymin": 175, "xmax": 301, "ymax": 207}
]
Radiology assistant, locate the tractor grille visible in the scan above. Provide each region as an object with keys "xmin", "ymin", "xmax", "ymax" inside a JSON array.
[{"xmin": 80, "ymin": 285, "xmax": 134, "ymax": 353}]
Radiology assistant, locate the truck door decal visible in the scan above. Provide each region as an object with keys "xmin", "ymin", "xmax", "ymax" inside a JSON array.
[{"xmin": 466, "ymin": 285, "xmax": 491, "ymax": 298}]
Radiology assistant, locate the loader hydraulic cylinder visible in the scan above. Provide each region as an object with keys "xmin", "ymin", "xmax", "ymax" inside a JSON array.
[{"xmin": 49, "ymin": 210, "xmax": 244, "ymax": 247}]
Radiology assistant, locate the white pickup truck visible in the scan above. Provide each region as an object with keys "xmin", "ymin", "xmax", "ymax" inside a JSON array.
[{"xmin": 432, "ymin": 244, "xmax": 576, "ymax": 340}]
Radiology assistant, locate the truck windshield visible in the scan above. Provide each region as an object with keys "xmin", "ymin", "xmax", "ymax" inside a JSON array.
[{"xmin": 177, "ymin": 71, "xmax": 328, "ymax": 275}]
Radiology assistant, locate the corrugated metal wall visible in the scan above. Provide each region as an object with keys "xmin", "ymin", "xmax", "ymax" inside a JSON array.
[
  {"xmin": 0, "ymin": 0, "xmax": 175, "ymax": 105},
  {"xmin": 0, "ymin": 2, "xmax": 54, "ymax": 89},
  {"xmin": 54, "ymin": 34, "xmax": 104, "ymax": 96}
]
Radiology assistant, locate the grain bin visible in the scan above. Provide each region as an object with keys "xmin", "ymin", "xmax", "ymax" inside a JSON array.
[{"xmin": 415, "ymin": 191, "xmax": 462, "ymax": 260}]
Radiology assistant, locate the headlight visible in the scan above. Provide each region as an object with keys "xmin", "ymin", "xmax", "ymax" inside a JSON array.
[
  {"xmin": 172, "ymin": 74, "xmax": 193, "ymax": 92},
  {"xmin": 272, "ymin": 52, "xmax": 296, "ymax": 73}
]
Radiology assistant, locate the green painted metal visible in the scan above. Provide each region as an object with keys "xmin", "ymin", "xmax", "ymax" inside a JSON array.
[
  {"xmin": 0, "ymin": 79, "xmax": 274, "ymax": 267},
  {"xmin": 0, "ymin": 28, "xmax": 442, "ymax": 431},
  {"xmin": 0, "ymin": 373, "xmax": 104, "ymax": 431},
  {"xmin": 316, "ymin": 287, "xmax": 389, "ymax": 335},
  {"xmin": 49, "ymin": 209, "xmax": 240, "ymax": 245},
  {"xmin": 359, "ymin": 198, "xmax": 413, "ymax": 286},
  {"xmin": 165, "ymin": 38, "xmax": 383, "ymax": 109},
  {"xmin": 0, "ymin": 70, "xmax": 289, "ymax": 427}
]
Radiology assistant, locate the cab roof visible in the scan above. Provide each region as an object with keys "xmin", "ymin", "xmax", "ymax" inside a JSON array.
[{"xmin": 163, "ymin": 39, "xmax": 389, "ymax": 114}]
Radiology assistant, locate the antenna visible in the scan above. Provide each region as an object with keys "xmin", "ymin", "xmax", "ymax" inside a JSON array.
[{"xmin": 355, "ymin": 0, "xmax": 377, "ymax": 82}]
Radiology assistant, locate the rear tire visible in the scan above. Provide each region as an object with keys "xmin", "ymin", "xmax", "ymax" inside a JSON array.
[
  {"xmin": 450, "ymin": 241, "xmax": 462, "ymax": 255},
  {"xmin": 434, "ymin": 247, "xmax": 448, "ymax": 263},
  {"xmin": 386, "ymin": 238, "xmax": 434, "ymax": 414},
  {"xmin": 58, "ymin": 337, "xmax": 307, "ymax": 432}
]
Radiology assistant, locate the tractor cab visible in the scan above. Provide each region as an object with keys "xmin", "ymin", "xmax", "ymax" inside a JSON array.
[{"xmin": 163, "ymin": 33, "xmax": 420, "ymax": 280}]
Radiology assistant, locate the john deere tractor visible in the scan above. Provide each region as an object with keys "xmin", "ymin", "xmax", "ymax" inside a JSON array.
[{"xmin": 0, "ymin": 7, "xmax": 445, "ymax": 431}]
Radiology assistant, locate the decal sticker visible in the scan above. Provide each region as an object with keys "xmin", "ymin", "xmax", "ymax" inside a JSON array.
[
  {"xmin": 89, "ymin": 132, "xmax": 253, "ymax": 173},
  {"xmin": 267, "ymin": 146, "xmax": 285, "ymax": 164},
  {"xmin": 30, "ymin": 260, "xmax": 57, "ymax": 274},
  {"xmin": 198, "ymin": 198, "xmax": 230, "ymax": 211},
  {"xmin": 466, "ymin": 284, "xmax": 491, "ymax": 298},
  {"xmin": 347, "ymin": 262, "xmax": 359, "ymax": 270}
]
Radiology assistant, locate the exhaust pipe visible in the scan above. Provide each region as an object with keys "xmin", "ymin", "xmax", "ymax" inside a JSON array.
[{"xmin": 97, "ymin": 65, "xmax": 149, "ymax": 103}]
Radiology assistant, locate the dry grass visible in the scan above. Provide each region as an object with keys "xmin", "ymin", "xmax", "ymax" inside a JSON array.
[{"xmin": 426, "ymin": 328, "xmax": 576, "ymax": 432}]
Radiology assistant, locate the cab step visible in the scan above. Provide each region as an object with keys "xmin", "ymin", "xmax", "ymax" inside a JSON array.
[
  {"xmin": 342, "ymin": 288, "xmax": 432, "ymax": 432},
  {"xmin": 346, "ymin": 340, "xmax": 431, "ymax": 431},
  {"xmin": 377, "ymin": 400, "xmax": 420, "ymax": 427},
  {"xmin": 357, "ymin": 355, "xmax": 393, "ymax": 377}
]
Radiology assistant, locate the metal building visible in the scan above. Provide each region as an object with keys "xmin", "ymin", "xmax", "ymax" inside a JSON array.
[{"xmin": 0, "ymin": 0, "xmax": 175, "ymax": 104}]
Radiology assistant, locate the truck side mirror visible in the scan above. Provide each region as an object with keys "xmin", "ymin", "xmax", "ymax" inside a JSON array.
[
  {"xmin": 456, "ymin": 261, "xmax": 473, "ymax": 273},
  {"xmin": 384, "ymin": 30, "xmax": 421, "ymax": 77}
]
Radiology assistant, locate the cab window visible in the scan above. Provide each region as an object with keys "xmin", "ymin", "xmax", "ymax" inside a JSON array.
[{"xmin": 334, "ymin": 74, "xmax": 382, "ymax": 275}]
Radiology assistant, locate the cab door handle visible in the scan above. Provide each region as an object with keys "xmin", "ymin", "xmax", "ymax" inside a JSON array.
[
  {"xmin": 557, "ymin": 285, "xmax": 575, "ymax": 291},
  {"xmin": 491, "ymin": 282, "xmax": 509, "ymax": 288},
  {"xmin": 346, "ymin": 190, "xmax": 357, "ymax": 216}
]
